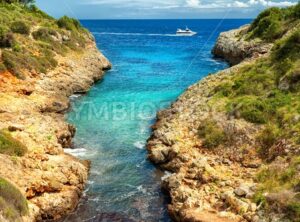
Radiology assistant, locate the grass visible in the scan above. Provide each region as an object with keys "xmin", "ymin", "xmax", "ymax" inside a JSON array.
[
  {"xmin": 0, "ymin": 129, "xmax": 27, "ymax": 156},
  {"xmin": 0, "ymin": 3, "xmax": 89, "ymax": 78},
  {"xmin": 0, "ymin": 177, "xmax": 28, "ymax": 221}
]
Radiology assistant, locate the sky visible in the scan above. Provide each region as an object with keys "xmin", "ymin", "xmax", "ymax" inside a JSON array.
[{"xmin": 36, "ymin": 0, "xmax": 299, "ymax": 19}]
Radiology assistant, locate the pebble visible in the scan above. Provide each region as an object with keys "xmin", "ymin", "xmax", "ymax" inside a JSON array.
[
  {"xmin": 252, "ymin": 215, "xmax": 260, "ymax": 222},
  {"xmin": 234, "ymin": 185, "xmax": 249, "ymax": 197},
  {"xmin": 249, "ymin": 203, "xmax": 257, "ymax": 212}
]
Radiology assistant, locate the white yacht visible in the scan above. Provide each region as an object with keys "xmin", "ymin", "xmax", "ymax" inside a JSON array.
[{"xmin": 176, "ymin": 27, "xmax": 197, "ymax": 36}]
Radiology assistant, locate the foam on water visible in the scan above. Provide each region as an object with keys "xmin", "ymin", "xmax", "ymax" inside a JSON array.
[
  {"xmin": 64, "ymin": 148, "xmax": 87, "ymax": 157},
  {"xmin": 94, "ymin": 32, "xmax": 181, "ymax": 37},
  {"xmin": 133, "ymin": 141, "xmax": 145, "ymax": 149}
]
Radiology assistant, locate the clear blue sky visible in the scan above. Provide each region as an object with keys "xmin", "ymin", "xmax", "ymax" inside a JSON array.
[{"xmin": 36, "ymin": 0, "xmax": 298, "ymax": 19}]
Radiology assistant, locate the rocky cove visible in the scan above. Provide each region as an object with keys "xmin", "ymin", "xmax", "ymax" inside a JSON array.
[{"xmin": 1, "ymin": 2, "xmax": 300, "ymax": 222}]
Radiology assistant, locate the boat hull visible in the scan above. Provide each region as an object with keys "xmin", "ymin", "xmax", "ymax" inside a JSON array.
[{"xmin": 176, "ymin": 32, "xmax": 197, "ymax": 36}]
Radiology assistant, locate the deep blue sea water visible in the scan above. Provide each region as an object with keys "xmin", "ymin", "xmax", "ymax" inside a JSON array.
[{"xmin": 64, "ymin": 19, "xmax": 251, "ymax": 222}]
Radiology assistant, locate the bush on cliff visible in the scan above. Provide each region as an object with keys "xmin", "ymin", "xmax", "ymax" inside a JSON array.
[
  {"xmin": 0, "ymin": 130, "xmax": 27, "ymax": 156},
  {"xmin": 248, "ymin": 7, "xmax": 284, "ymax": 41},
  {"xmin": 273, "ymin": 30, "xmax": 300, "ymax": 63},
  {"xmin": 10, "ymin": 21, "xmax": 30, "ymax": 35},
  {"xmin": 2, "ymin": 48, "xmax": 58, "ymax": 79},
  {"xmin": 57, "ymin": 16, "xmax": 82, "ymax": 32},
  {"xmin": 227, "ymin": 96, "xmax": 270, "ymax": 124},
  {"xmin": 198, "ymin": 118, "xmax": 226, "ymax": 148},
  {"xmin": 0, "ymin": 177, "xmax": 28, "ymax": 221},
  {"xmin": 247, "ymin": 2, "xmax": 300, "ymax": 42},
  {"xmin": 0, "ymin": 25, "xmax": 14, "ymax": 48},
  {"xmin": 32, "ymin": 27, "xmax": 57, "ymax": 41},
  {"xmin": 257, "ymin": 123, "xmax": 281, "ymax": 157}
]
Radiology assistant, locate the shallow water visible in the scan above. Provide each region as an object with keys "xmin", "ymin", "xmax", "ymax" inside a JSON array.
[{"xmin": 64, "ymin": 19, "xmax": 251, "ymax": 222}]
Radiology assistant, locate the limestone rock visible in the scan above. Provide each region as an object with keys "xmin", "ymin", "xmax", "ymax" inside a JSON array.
[{"xmin": 0, "ymin": 39, "xmax": 111, "ymax": 221}]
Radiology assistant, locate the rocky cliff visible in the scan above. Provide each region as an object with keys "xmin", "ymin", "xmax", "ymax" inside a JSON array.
[
  {"xmin": 212, "ymin": 25, "xmax": 272, "ymax": 65},
  {"xmin": 0, "ymin": 3, "xmax": 111, "ymax": 221},
  {"xmin": 148, "ymin": 4, "xmax": 300, "ymax": 222}
]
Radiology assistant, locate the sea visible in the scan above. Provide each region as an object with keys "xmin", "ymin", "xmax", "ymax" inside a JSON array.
[{"xmin": 64, "ymin": 19, "xmax": 251, "ymax": 222}]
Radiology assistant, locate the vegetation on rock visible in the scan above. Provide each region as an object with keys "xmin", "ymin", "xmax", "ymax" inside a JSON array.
[
  {"xmin": 198, "ymin": 118, "xmax": 226, "ymax": 148},
  {"xmin": 0, "ymin": 177, "xmax": 28, "ymax": 222},
  {"xmin": 255, "ymin": 157, "xmax": 300, "ymax": 221},
  {"xmin": 0, "ymin": 130, "xmax": 27, "ymax": 156},
  {"xmin": 10, "ymin": 21, "xmax": 30, "ymax": 35},
  {"xmin": 0, "ymin": 2, "xmax": 89, "ymax": 78},
  {"xmin": 247, "ymin": 3, "xmax": 300, "ymax": 41}
]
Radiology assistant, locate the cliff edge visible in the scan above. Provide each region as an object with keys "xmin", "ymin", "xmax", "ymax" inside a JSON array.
[
  {"xmin": 0, "ymin": 3, "xmax": 111, "ymax": 221},
  {"xmin": 148, "ymin": 4, "xmax": 300, "ymax": 222}
]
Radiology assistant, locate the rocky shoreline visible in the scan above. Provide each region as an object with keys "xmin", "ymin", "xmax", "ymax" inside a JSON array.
[
  {"xmin": 147, "ymin": 26, "xmax": 273, "ymax": 222},
  {"xmin": 0, "ymin": 39, "xmax": 111, "ymax": 221},
  {"xmin": 212, "ymin": 25, "xmax": 272, "ymax": 65}
]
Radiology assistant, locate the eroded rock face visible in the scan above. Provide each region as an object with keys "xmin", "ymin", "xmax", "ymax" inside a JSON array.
[
  {"xmin": 147, "ymin": 25, "xmax": 274, "ymax": 222},
  {"xmin": 0, "ymin": 40, "xmax": 111, "ymax": 221},
  {"xmin": 212, "ymin": 25, "xmax": 272, "ymax": 65}
]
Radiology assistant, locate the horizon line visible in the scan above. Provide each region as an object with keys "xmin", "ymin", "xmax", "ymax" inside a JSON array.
[{"xmin": 78, "ymin": 18, "xmax": 254, "ymax": 20}]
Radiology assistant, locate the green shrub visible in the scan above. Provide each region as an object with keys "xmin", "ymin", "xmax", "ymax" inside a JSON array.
[
  {"xmin": 32, "ymin": 27, "xmax": 57, "ymax": 41},
  {"xmin": 0, "ymin": 25, "xmax": 14, "ymax": 48},
  {"xmin": 256, "ymin": 156, "xmax": 300, "ymax": 190},
  {"xmin": 57, "ymin": 16, "xmax": 81, "ymax": 31},
  {"xmin": 214, "ymin": 82, "xmax": 233, "ymax": 97},
  {"xmin": 257, "ymin": 123, "xmax": 280, "ymax": 157},
  {"xmin": 248, "ymin": 7, "xmax": 284, "ymax": 41},
  {"xmin": 0, "ymin": 177, "xmax": 28, "ymax": 221},
  {"xmin": 0, "ymin": 63, "xmax": 7, "ymax": 72},
  {"xmin": 287, "ymin": 201, "xmax": 300, "ymax": 221},
  {"xmin": 28, "ymin": 4, "xmax": 54, "ymax": 20},
  {"xmin": 198, "ymin": 118, "xmax": 226, "ymax": 148},
  {"xmin": 228, "ymin": 97, "xmax": 269, "ymax": 124},
  {"xmin": 247, "ymin": 4, "xmax": 300, "ymax": 42},
  {"xmin": 291, "ymin": 2, "xmax": 300, "ymax": 18},
  {"xmin": 250, "ymin": 7, "xmax": 282, "ymax": 31},
  {"xmin": 273, "ymin": 30, "xmax": 300, "ymax": 62},
  {"xmin": 0, "ymin": 2, "xmax": 89, "ymax": 80},
  {"xmin": 0, "ymin": 130, "xmax": 27, "ymax": 156},
  {"xmin": 253, "ymin": 190, "xmax": 267, "ymax": 206},
  {"xmin": 12, "ymin": 42, "xmax": 21, "ymax": 52},
  {"xmin": 10, "ymin": 21, "xmax": 30, "ymax": 35},
  {"xmin": 2, "ymin": 48, "xmax": 58, "ymax": 79},
  {"xmin": 2, "ymin": 50, "xmax": 25, "ymax": 78},
  {"xmin": 228, "ymin": 60, "xmax": 275, "ymax": 96}
]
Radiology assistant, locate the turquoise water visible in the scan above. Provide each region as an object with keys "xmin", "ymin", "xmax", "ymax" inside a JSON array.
[{"xmin": 65, "ymin": 19, "xmax": 251, "ymax": 222}]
